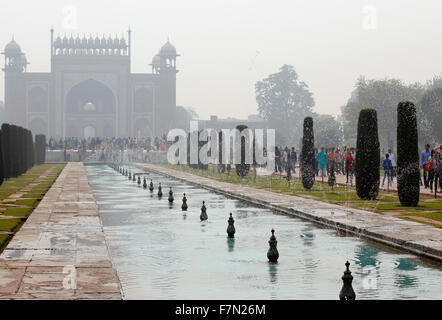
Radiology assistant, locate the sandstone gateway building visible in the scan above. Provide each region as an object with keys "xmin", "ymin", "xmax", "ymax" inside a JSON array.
[{"xmin": 2, "ymin": 29, "xmax": 178, "ymax": 138}]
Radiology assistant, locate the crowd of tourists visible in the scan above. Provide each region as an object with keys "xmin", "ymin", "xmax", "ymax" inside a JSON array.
[
  {"xmin": 273, "ymin": 144, "xmax": 442, "ymax": 192},
  {"xmin": 48, "ymin": 135, "xmax": 170, "ymax": 152},
  {"xmin": 419, "ymin": 144, "xmax": 442, "ymax": 193},
  {"xmin": 274, "ymin": 146, "xmax": 358, "ymax": 183}
]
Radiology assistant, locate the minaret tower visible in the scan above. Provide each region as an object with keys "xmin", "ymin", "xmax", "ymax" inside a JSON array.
[
  {"xmin": 2, "ymin": 36, "xmax": 28, "ymax": 126},
  {"xmin": 156, "ymin": 39, "xmax": 179, "ymax": 136}
]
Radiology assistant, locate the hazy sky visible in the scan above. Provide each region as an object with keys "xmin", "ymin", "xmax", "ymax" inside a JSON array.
[{"xmin": 1, "ymin": 0, "xmax": 441, "ymax": 119}]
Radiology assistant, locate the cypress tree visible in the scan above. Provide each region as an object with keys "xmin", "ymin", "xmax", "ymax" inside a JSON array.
[
  {"xmin": 10, "ymin": 125, "xmax": 19, "ymax": 177},
  {"xmin": 235, "ymin": 125, "xmax": 250, "ymax": 178},
  {"xmin": 30, "ymin": 131, "xmax": 35, "ymax": 167},
  {"xmin": 35, "ymin": 134, "xmax": 46, "ymax": 165},
  {"xmin": 397, "ymin": 101, "xmax": 420, "ymax": 206},
  {"xmin": 0, "ymin": 130, "xmax": 3, "ymax": 186},
  {"xmin": 301, "ymin": 117, "xmax": 315, "ymax": 190},
  {"xmin": 25, "ymin": 130, "xmax": 30, "ymax": 170},
  {"xmin": 198, "ymin": 130, "xmax": 208, "ymax": 170},
  {"xmin": 217, "ymin": 131, "xmax": 226, "ymax": 173},
  {"xmin": 20, "ymin": 127, "xmax": 26, "ymax": 174},
  {"xmin": 29, "ymin": 130, "xmax": 34, "ymax": 168},
  {"xmin": 1, "ymin": 124, "xmax": 11, "ymax": 179},
  {"xmin": 355, "ymin": 109, "xmax": 380, "ymax": 200},
  {"xmin": 25, "ymin": 130, "xmax": 31, "ymax": 170}
]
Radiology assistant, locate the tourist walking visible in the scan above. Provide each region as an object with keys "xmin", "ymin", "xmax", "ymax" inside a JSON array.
[
  {"xmin": 387, "ymin": 149, "xmax": 397, "ymax": 179},
  {"xmin": 291, "ymin": 147, "xmax": 297, "ymax": 173},
  {"xmin": 382, "ymin": 153, "xmax": 393, "ymax": 187},
  {"xmin": 420, "ymin": 144, "xmax": 432, "ymax": 188},
  {"xmin": 336, "ymin": 148, "xmax": 342, "ymax": 174},
  {"xmin": 316, "ymin": 147, "xmax": 328, "ymax": 178},
  {"xmin": 328, "ymin": 148, "xmax": 336, "ymax": 176},
  {"xmin": 428, "ymin": 149, "xmax": 436, "ymax": 192},
  {"xmin": 433, "ymin": 144, "xmax": 442, "ymax": 194},
  {"xmin": 345, "ymin": 151, "xmax": 354, "ymax": 184}
]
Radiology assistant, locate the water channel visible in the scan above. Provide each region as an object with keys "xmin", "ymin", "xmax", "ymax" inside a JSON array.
[{"xmin": 86, "ymin": 164, "xmax": 442, "ymax": 299}]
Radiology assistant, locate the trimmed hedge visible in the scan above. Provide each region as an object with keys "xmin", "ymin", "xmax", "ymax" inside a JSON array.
[
  {"xmin": 301, "ymin": 117, "xmax": 315, "ymax": 190},
  {"xmin": 355, "ymin": 109, "xmax": 380, "ymax": 200},
  {"xmin": 35, "ymin": 134, "xmax": 46, "ymax": 165},
  {"xmin": 10, "ymin": 125, "xmax": 19, "ymax": 177},
  {"xmin": 0, "ymin": 130, "xmax": 3, "ymax": 186},
  {"xmin": 397, "ymin": 101, "xmax": 420, "ymax": 206},
  {"xmin": 0, "ymin": 124, "xmax": 38, "ymax": 181},
  {"xmin": 235, "ymin": 125, "xmax": 250, "ymax": 178},
  {"xmin": 1, "ymin": 124, "xmax": 12, "ymax": 179}
]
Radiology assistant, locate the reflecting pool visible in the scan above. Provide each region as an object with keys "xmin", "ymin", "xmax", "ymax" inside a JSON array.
[{"xmin": 86, "ymin": 165, "xmax": 442, "ymax": 299}]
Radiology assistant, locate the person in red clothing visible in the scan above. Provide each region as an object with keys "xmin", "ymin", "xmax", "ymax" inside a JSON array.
[{"xmin": 345, "ymin": 151, "xmax": 354, "ymax": 184}]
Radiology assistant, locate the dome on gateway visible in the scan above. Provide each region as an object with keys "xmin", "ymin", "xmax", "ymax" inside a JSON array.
[
  {"xmin": 152, "ymin": 54, "xmax": 162, "ymax": 66},
  {"xmin": 159, "ymin": 40, "xmax": 176, "ymax": 56},
  {"xmin": 4, "ymin": 38, "xmax": 21, "ymax": 55}
]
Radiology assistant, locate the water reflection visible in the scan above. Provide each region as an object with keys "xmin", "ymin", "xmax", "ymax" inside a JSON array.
[
  {"xmin": 300, "ymin": 226, "xmax": 315, "ymax": 247},
  {"xmin": 227, "ymin": 237, "xmax": 235, "ymax": 252},
  {"xmin": 395, "ymin": 258, "xmax": 418, "ymax": 271},
  {"xmin": 268, "ymin": 263, "xmax": 278, "ymax": 283},
  {"xmin": 394, "ymin": 274, "xmax": 419, "ymax": 289},
  {"xmin": 354, "ymin": 245, "xmax": 379, "ymax": 268}
]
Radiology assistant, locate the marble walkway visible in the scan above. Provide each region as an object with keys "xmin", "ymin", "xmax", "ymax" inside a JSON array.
[
  {"xmin": 137, "ymin": 163, "xmax": 442, "ymax": 263},
  {"xmin": 0, "ymin": 162, "xmax": 122, "ymax": 299}
]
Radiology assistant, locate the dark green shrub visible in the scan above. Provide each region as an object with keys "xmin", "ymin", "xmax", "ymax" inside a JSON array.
[
  {"xmin": 26, "ymin": 130, "xmax": 32, "ymax": 169},
  {"xmin": 1, "ymin": 124, "xmax": 12, "ymax": 179},
  {"xmin": 35, "ymin": 134, "xmax": 46, "ymax": 165},
  {"xmin": 0, "ymin": 130, "xmax": 3, "ymax": 186},
  {"xmin": 397, "ymin": 101, "xmax": 420, "ymax": 206},
  {"xmin": 301, "ymin": 117, "xmax": 315, "ymax": 190},
  {"xmin": 217, "ymin": 131, "xmax": 226, "ymax": 173},
  {"xmin": 235, "ymin": 125, "xmax": 250, "ymax": 178},
  {"xmin": 355, "ymin": 109, "xmax": 380, "ymax": 200},
  {"xmin": 20, "ymin": 127, "xmax": 26, "ymax": 174},
  {"xmin": 10, "ymin": 125, "xmax": 19, "ymax": 177}
]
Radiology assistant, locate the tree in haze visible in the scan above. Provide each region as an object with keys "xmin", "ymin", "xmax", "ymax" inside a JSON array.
[
  {"xmin": 416, "ymin": 87, "xmax": 442, "ymax": 147},
  {"xmin": 313, "ymin": 114, "xmax": 343, "ymax": 149},
  {"xmin": 255, "ymin": 65, "xmax": 315, "ymax": 146},
  {"xmin": 425, "ymin": 75, "xmax": 442, "ymax": 89},
  {"xmin": 342, "ymin": 77, "xmax": 424, "ymax": 149}
]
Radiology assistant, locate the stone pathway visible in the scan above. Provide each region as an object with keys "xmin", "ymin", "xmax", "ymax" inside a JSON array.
[
  {"xmin": 0, "ymin": 163, "xmax": 122, "ymax": 300},
  {"xmin": 137, "ymin": 163, "xmax": 442, "ymax": 262}
]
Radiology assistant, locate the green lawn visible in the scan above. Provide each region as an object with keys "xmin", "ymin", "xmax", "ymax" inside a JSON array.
[
  {"xmin": 0, "ymin": 218, "xmax": 22, "ymax": 232},
  {"xmin": 165, "ymin": 164, "xmax": 442, "ymax": 228},
  {"xmin": 0, "ymin": 164, "xmax": 65, "ymax": 251}
]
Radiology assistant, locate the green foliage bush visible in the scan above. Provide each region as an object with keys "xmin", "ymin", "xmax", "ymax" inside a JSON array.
[
  {"xmin": 1, "ymin": 124, "xmax": 12, "ymax": 179},
  {"xmin": 235, "ymin": 125, "xmax": 250, "ymax": 178},
  {"xmin": 397, "ymin": 101, "xmax": 420, "ymax": 206},
  {"xmin": 35, "ymin": 134, "xmax": 46, "ymax": 165},
  {"xmin": 355, "ymin": 109, "xmax": 380, "ymax": 200},
  {"xmin": 301, "ymin": 117, "xmax": 315, "ymax": 190}
]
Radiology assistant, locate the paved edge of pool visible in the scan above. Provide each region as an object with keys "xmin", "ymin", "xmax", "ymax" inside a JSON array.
[
  {"xmin": 135, "ymin": 163, "xmax": 442, "ymax": 264},
  {"xmin": 0, "ymin": 162, "xmax": 123, "ymax": 300}
]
